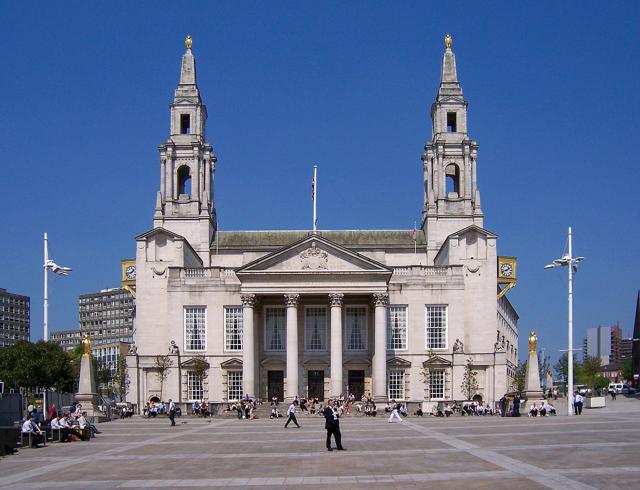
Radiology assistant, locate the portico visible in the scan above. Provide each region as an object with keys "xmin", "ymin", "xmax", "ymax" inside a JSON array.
[{"xmin": 235, "ymin": 234, "xmax": 392, "ymax": 402}]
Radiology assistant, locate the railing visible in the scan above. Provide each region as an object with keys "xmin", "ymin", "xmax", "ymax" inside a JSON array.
[
  {"xmin": 177, "ymin": 268, "xmax": 237, "ymax": 281},
  {"xmin": 393, "ymin": 266, "xmax": 450, "ymax": 277}
]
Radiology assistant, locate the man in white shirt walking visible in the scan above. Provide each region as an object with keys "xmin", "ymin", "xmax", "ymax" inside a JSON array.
[
  {"xmin": 284, "ymin": 401, "xmax": 301, "ymax": 428},
  {"xmin": 388, "ymin": 400, "xmax": 403, "ymax": 423},
  {"xmin": 168, "ymin": 399, "xmax": 176, "ymax": 426}
]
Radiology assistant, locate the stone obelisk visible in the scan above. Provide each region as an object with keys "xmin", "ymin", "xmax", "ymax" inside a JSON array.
[
  {"xmin": 76, "ymin": 335, "xmax": 99, "ymax": 417},
  {"xmin": 524, "ymin": 331, "xmax": 544, "ymax": 399}
]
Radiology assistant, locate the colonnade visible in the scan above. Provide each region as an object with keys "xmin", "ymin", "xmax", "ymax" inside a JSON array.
[{"xmin": 240, "ymin": 292, "xmax": 389, "ymax": 401}]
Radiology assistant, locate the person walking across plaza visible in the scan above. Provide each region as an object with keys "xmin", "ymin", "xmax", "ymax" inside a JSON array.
[
  {"xmin": 323, "ymin": 399, "xmax": 345, "ymax": 451},
  {"xmin": 284, "ymin": 401, "xmax": 301, "ymax": 428},
  {"xmin": 168, "ymin": 399, "xmax": 176, "ymax": 426},
  {"xmin": 388, "ymin": 400, "xmax": 403, "ymax": 423},
  {"xmin": 573, "ymin": 392, "xmax": 584, "ymax": 415}
]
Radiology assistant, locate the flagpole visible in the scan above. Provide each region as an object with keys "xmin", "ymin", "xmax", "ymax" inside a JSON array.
[
  {"xmin": 414, "ymin": 221, "xmax": 417, "ymax": 256},
  {"xmin": 313, "ymin": 165, "xmax": 318, "ymax": 232},
  {"xmin": 43, "ymin": 232, "xmax": 49, "ymax": 420},
  {"xmin": 44, "ymin": 232, "xmax": 48, "ymax": 342}
]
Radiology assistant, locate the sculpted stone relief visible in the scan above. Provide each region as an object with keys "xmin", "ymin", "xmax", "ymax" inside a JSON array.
[{"xmin": 299, "ymin": 242, "xmax": 328, "ymax": 270}]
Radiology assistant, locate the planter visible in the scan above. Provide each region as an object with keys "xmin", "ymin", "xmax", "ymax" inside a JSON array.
[{"xmin": 585, "ymin": 396, "xmax": 605, "ymax": 408}]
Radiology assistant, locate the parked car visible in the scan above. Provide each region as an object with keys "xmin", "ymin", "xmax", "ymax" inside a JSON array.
[
  {"xmin": 608, "ymin": 383, "xmax": 624, "ymax": 394},
  {"xmin": 622, "ymin": 385, "xmax": 636, "ymax": 395}
]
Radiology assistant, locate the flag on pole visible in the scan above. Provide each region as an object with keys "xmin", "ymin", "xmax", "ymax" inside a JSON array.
[{"xmin": 45, "ymin": 259, "xmax": 72, "ymax": 276}]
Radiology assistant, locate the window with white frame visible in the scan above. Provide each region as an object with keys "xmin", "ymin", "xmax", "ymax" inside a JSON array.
[
  {"xmin": 387, "ymin": 306, "xmax": 407, "ymax": 350},
  {"xmin": 224, "ymin": 307, "xmax": 243, "ymax": 351},
  {"xmin": 184, "ymin": 307, "xmax": 206, "ymax": 351},
  {"xmin": 227, "ymin": 371, "xmax": 243, "ymax": 401},
  {"xmin": 187, "ymin": 371, "xmax": 204, "ymax": 401},
  {"xmin": 388, "ymin": 369, "xmax": 405, "ymax": 400},
  {"xmin": 265, "ymin": 307, "xmax": 285, "ymax": 351},
  {"xmin": 425, "ymin": 305, "xmax": 447, "ymax": 349},
  {"xmin": 429, "ymin": 369, "xmax": 445, "ymax": 399},
  {"xmin": 304, "ymin": 307, "xmax": 327, "ymax": 351},
  {"xmin": 345, "ymin": 306, "xmax": 367, "ymax": 351}
]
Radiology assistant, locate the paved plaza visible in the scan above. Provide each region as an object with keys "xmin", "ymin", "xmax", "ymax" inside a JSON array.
[{"xmin": 1, "ymin": 398, "xmax": 639, "ymax": 489}]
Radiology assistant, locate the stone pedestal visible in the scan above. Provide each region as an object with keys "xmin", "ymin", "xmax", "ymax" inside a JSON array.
[
  {"xmin": 76, "ymin": 354, "xmax": 99, "ymax": 417},
  {"xmin": 524, "ymin": 349, "xmax": 543, "ymax": 400}
]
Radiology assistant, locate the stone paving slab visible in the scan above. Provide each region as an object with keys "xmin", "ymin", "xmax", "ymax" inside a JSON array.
[{"xmin": 1, "ymin": 397, "xmax": 640, "ymax": 489}]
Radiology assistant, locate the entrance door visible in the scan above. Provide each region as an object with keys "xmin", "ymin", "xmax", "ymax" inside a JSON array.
[
  {"xmin": 308, "ymin": 370, "xmax": 325, "ymax": 401},
  {"xmin": 268, "ymin": 370, "xmax": 284, "ymax": 402},
  {"xmin": 348, "ymin": 370, "xmax": 365, "ymax": 400}
]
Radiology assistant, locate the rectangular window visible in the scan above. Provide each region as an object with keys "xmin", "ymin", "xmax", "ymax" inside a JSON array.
[
  {"xmin": 227, "ymin": 371, "xmax": 243, "ymax": 401},
  {"xmin": 304, "ymin": 307, "xmax": 327, "ymax": 351},
  {"xmin": 224, "ymin": 307, "xmax": 243, "ymax": 351},
  {"xmin": 388, "ymin": 369, "xmax": 405, "ymax": 400},
  {"xmin": 180, "ymin": 114, "xmax": 191, "ymax": 134},
  {"xmin": 447, "ymin": 112, "xmax": 457, "ymax": 132},
  {"xmin": 345, "ymin": 306, "xmax": 367, "ymax": 351},
  {"xmin": 188, "ymin": 371, "xmax": 204, "ymax": 402},
  {"xmin": 387, "ymin": 306, "xmax": 407, "ymax": 350},
  {"xmin": 184, "ymin": 307, "xmax": 206, "ymax": 351},
  {"xmin": 426, "ymin": 305, "xmax": 447, "ymax": 350},
  {"xmin": 430, "ymin": 369, "xmax": 445, "ymax": 399},
  {"xmin": 265, "ymin": 307, "xmax": 286, "ymax": 351}
]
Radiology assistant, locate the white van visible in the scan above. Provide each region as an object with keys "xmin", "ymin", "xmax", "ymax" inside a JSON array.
[{"xmin": 608, "ymin": 383, "xmax": 623, "ymax": 394}]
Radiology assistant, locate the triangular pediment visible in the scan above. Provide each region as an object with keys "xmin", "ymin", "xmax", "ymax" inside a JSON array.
[
  {"xmin": 180, "ymin": 357, "xmax": 210, "ymax": 369},
  {"xmin": 423, "ymin": 356, "xmax": 452, "ymax": 367},
  {"xmin": 236, "ymin": 234, "xmax": 392, "ymax": 275},
  {"xmin": 387, "ymin": 357, "xmax": 411, "ymax": 368},
  {"xmin": 220, "ymin": 358, "xmax": 243, "ymax": 369}
]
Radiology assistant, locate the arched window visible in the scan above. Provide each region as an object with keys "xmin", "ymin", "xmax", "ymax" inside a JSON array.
[
  {"xmin": 445, "ymin": 163, "xmax": 460, "ymax": 196},
  {"xmin": 177, "ymin": 165, "xmax": 192, "ymax": 197}
]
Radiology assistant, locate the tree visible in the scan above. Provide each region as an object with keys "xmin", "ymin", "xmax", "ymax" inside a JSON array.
[
  {"xmin": 578, "ymin": 355, "xmax": 603, "ymax": 388},
  {"xmin": 0, "ymin": 341, "xmax": 74, "ymax": 394},
  {"xmin": 514, "ymin": 360, "xmax": 527, "ymax": 393},
  {"xmin": 460, "ymin": 357, "xmax": 479, "ymax": 400},
  {"xmin": 537, "ymin": 350, "xmax": 551, "ymax": 387},
  {"xmin": 554, "ymin": 352, "xmax": 581, "ymax": 381},
  {"xmin": 154, "ymin": 354, "xmax": 173, "ymax": 400},
  {"xmin": 421, "ymin": 349, "xmax": 438, "ymax": 400},
  {"xmin": 622, "ymin": 359, "xmax": 632, "ymax": 382},
  {"xmin": 111, "ymin": 353, "xmax": 130, "ymax": 401}
]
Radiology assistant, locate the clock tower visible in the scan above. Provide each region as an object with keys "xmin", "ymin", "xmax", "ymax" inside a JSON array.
[
  {"xmin": 153, "ymin": 36, "xmax": 217, "ymax": 265},
  {"xmin": 421, "ymin": 35, "xmax": 483, "ymax": 260}
]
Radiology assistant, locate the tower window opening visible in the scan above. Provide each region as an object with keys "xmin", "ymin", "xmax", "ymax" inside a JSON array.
[
  {"xmin": 445, "ymin": 163, "xmax": 460, "ymax": 197},
  {"xmin": 177, "ymin": 165, "xmax": 192, "ymax": 197},
  {"xmin": 447, "ymin": 112, "xmax": 457, "ymax": 132},
  {"xmin": 180, "ymin": 114, "xmax": 191, "ymax": 134}
]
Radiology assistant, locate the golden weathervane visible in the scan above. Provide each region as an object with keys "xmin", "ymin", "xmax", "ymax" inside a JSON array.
[
  {"xmin": 528, "ymin": 331, "xmax": 538, "ymax": 353},
  {"xmin": 82, "ymin": 334, "xmax": 91, "ymax": 356},
  {"xmin": 185, "ymin": 35, "xmax": 192, "ymax": 50},
  {"xmin": 444, "ymin": 34, "xmax": 452, "ymax": 49}
]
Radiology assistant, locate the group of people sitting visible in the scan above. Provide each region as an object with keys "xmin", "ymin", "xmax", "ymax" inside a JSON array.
[
  {"xmin": 231, "ymin": 399, "xmax": 258, "ymax": 419},
  {"xmin": 191, "ymin": 400, "xmax": 211, "ymax": 417},
  {"xmin": 20, "ymin": 402, "xmax": 101, "ymax": 447},
  {"xmin": 528, "ymin": 401, "xmax": 557, "ymax": 417},
  {"xmin": 143, "ymin": 401, "xmax": 182, "ymax": 418}
]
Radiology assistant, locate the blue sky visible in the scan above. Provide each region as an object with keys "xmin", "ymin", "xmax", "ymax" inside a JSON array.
[{"xmin": 1, "ymin": 1, "xmax": 638, "ymax": 365}]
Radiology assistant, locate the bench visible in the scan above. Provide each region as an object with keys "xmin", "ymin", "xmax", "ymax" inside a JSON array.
[{"xmin": 20, "ymin": 431, "xmax": 46, "ymax": 448}]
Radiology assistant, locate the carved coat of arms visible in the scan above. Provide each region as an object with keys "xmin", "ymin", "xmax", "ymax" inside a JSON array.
[{"xmin": 299, "ymin": 242, "xmax": 328, "ymax": 270}]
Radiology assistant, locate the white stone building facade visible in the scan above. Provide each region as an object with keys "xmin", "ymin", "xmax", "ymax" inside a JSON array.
[{"xmin": 126, "ymin": 37, "xmax": 518, "ymax": 411}]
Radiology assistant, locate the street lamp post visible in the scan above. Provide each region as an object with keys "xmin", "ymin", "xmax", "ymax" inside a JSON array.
[{"xmin": 545, "ymin": 226, "xmax": 584, "ymax": 416}]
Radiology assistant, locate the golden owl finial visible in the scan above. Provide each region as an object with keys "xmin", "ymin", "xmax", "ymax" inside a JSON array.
[
  {"xmin": 82, "ymin": 334, "xmax": 91, "ymax": 356},
  {"xmin": 528, "ymin": 331, "xmax": 538, "ymax": 353},
  {"xmin": 444, "ymin": 34, "xmax": 452, "ymax": 49},
  {"xmin": 185, "ymin": 35, "xmax": 192, "ymax": 50}
]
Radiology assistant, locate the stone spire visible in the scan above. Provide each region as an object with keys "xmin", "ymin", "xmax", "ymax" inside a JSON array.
[
  {"xmin": 179, "ymin": 35, "xmax": 197, "ymax": 86},
  {"xmin": 154, "ymin": 35, "xmax": 217, "ymax": 266},
  {"xmin": 438, "ymin": 34, "xmax": 463, "ymax": 100},
  {"xmin": 421, "ymin": 34, "xmax": 482, "ymax": 257}
]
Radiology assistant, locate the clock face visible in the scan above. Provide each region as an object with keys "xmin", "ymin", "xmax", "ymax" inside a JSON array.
[
  {"xmin": 125, "ymin": 265, "xmax": 136, "ymax": 280},
  {"xmin": 500, "ymin": 263, "xmax": 513, "ymax": 277}
]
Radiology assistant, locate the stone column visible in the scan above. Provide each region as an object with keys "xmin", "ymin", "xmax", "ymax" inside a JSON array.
[
  {"xmin": 241, "ymin": 294, "xmax": 257, "ymax": 398},
  {"xmin": 285, "ymin": 293, "xmax": 300, "ymax": 401},
  {"xmin": 329, "ymin": 293, "xmax": 344, "ymax": 398},
  {"xmin": 372, "ymin": 293, "xmax": 389, "ymax": 402}
]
